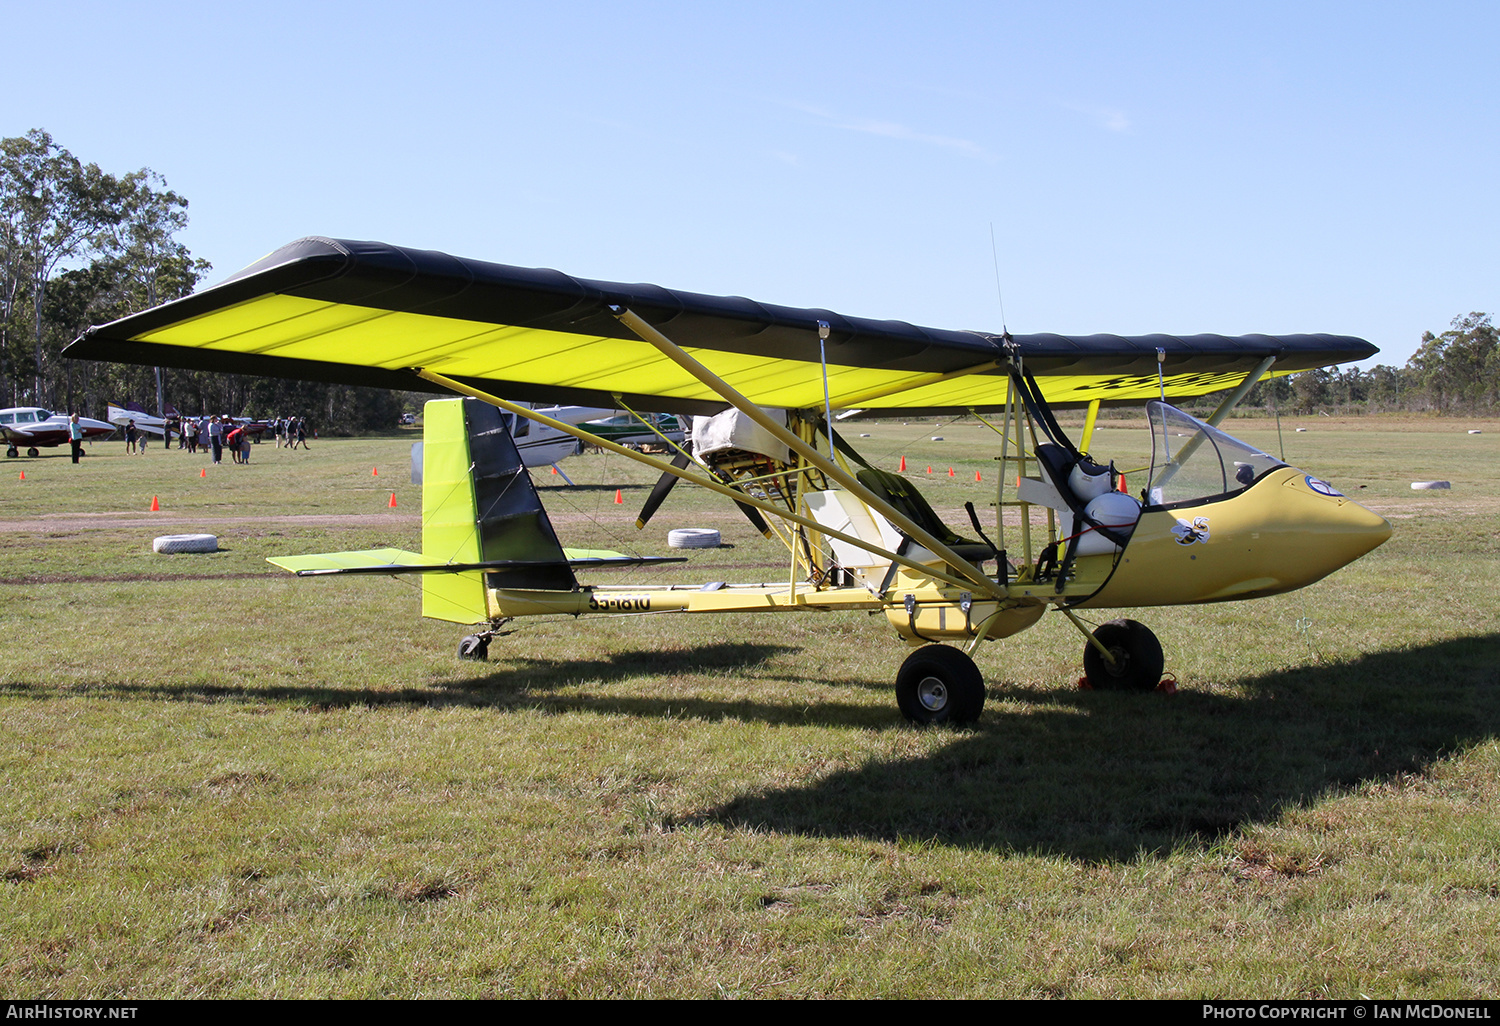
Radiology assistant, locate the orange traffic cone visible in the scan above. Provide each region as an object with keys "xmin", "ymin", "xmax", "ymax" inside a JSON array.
[
  {"xmin": 926, "ymin": 465, "xmax": 932, "ymax": 474},
  {"xmin": 614, "ymin": 489, "xmax": 624, "ymax": 504},
  {"xmin": 975, "ymin": 471, "xmax": 982, "ymax": 482},
  {"xmin": 899, "ymin": 455, "xmax": 907, "ymax": 471},
  {"xmin": 550, "ymin": 465, "xmax": 558, "ymax": 475},
  {"xmin": 948, "ymin": 467, "xmax": 955, "ymax": 477},
  {"xmin": 1117, "ymin": 473, "xmax": 1129, "ymax": 493},
  {"xmin": 150, "ymin": 495, "xmax": 160, "ymax": 511},
  {"xmin": 17, "ymin": 471, "xmax": 23, "ymax": 480},
  {"xmin": 200, "ymin": 468, "xmax": 207, "ymax": 478},
  {"xmin": 372, "ymin": 466, "xmax": 378, "ymax": 476},
  {"xmin": 388, "ymin": 492, "xmax": 397, "ymax": 508}
]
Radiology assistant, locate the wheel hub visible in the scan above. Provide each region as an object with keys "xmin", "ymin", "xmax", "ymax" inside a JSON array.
[{"xmin": 917, "ymin": 676, "xmax": 949, "ymax": 711}]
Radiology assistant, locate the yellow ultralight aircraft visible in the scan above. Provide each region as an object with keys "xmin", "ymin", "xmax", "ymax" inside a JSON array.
[{"xmin": 67, "ymin": 238, "xmax": 1392, "ymax": 724}]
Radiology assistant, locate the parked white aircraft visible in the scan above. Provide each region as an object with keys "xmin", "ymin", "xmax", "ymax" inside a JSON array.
[{"xmin": 107, "ymin": 401, "xmax": 170, "ymax": 436}]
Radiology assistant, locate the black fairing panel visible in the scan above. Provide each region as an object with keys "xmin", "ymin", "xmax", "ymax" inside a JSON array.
[{"xmin": 464, "ymin": 399, "xmax": 578, "ymax": 592}]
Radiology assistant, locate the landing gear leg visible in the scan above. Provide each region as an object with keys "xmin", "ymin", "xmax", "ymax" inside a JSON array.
[
  {"xmin": 895, "ymin": 645, "xmax": 986, "ymax": 726},
  {"xmin": 1081, "ymin": 618, "xmax": 1164, "ymax": 691}
]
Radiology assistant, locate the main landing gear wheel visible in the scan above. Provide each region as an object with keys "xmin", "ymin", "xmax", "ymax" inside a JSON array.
[
  {"xmin": 26, "ymin": 447, "xmax": 38, "ymax": 458},
  {"xmin": 457, "ymin": 634, "xmax": 490, "ymax": 661},
  {"xmin": 895, "ymin": 645, "xmax": 985, "ymax": 726},
  {"xmin": 1082, "ymin": 618, "xmax": 1164, "ymax": 691},
  {"xmin": 5, "ymin": 446, "xmax": 16, "ymax": 458}
]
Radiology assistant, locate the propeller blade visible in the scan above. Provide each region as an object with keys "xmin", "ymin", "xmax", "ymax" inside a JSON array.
[
  {"xmin": 635, "ymin": 453, "xmax": 691, "ymax": 529},
  {"xmin": 732, "ymin": 497, "xmax": 773, "ymax": 538}
]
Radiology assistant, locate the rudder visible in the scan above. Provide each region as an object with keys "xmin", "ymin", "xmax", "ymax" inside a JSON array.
[{"xmin": 420, "ymin": 398, "xmax": 576, "ymax": 623}]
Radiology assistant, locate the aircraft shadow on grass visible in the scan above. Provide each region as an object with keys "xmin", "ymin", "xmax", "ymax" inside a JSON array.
[
  {"xmin": 435, "ymin": 633, "xmax": 1500, "ymax": 861},
  {"xmin": 15, "ymin": 635, "xmax": 1498, "ymax": 861},
  {"xmin": 671, "ymin": 634, "xmax": 1500, "ymax": 861}
]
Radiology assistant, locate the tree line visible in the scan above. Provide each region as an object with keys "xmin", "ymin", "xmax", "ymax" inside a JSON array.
[
  {"xmin": 1, "ymin": 129, "xmax": 401, "ymax": 434},
  {"xmin": 1229, "ymin": 313, "xmax": 1500, "ymax": 416}
]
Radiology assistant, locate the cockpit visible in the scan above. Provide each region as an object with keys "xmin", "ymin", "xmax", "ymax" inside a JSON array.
[
  {"xmin": 1144, "ymin": 401, "xmax": 1286, "ymax": 508},
  {"xmin": 0, "ymin": 409, "xmax": 50, "ymax": 425}
]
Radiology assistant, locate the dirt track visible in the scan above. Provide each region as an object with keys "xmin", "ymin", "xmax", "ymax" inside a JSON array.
[
  {"xmin": 0, "ymin": 512, "xmax": 423, "ymax": 533},
  {"xmin": 0, "ymin": 509, "xmax": 655, "ymax": 534}
]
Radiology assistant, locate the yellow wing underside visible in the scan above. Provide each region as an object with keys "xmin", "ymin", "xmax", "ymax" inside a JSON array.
[{"xmin": 130, "ymin": 293, "xmax": 1278, "ymax": 411}]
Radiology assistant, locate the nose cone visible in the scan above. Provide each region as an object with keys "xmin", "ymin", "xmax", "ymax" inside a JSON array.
[
  {"xmin": 1335, "ymin": 496, "xmax": 1392, "ymax": 552},
  {"xmin": 1272, "ymin": 474, "xmax": 1391, "ymax": 588}
]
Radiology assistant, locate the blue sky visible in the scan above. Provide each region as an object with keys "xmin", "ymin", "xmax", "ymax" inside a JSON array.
[{"xmin": 6, "ymin": 1, "xmax": 1496, "ymax": 368}]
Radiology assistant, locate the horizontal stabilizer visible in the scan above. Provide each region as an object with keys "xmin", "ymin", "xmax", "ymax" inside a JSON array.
[
  {"xmin": 267, "ymin": 547, "xmax": 683, "ymax": 577},
  {"xmin": 267, "ymin": 547, "xmax": 427, "ymax": 575}
]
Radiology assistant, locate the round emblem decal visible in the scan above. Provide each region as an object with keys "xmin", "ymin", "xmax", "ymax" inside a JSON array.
[{"xmin": 1305, "ymin": 476, "xmax": 1343, "ymax": 497}]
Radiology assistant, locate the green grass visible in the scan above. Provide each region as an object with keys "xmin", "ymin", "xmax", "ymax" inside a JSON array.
[{"xmin": 3, "ymin": 419, "xmax": 1499, "ymax": 997}]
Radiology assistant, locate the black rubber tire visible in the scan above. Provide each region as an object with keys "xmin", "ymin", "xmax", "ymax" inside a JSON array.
[
  {"xmin": 895, "ymin": 645, "xmax": 985, "ymax": 726},
  {"xmin": 1082, "ymin": 619, "xmax": 1164, "ymax": 691},
  {"xmin": 5, "ymin": 447, "xmax": 16, "ymax": 458},
  {"xmin": 457, "ymin": 635, "xmax": 490, "ymax": 661},
  {"xmin": 26, "ymin": 447, "xmax": 38, "ymax": 458}
]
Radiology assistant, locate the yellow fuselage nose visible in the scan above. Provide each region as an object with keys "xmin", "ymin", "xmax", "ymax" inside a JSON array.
[{"xmin": 1081, "ymin": 467, "xmax": 1391, "ymax": 608}]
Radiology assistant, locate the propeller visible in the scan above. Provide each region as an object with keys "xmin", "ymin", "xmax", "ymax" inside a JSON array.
[
  {"xmin": 635, "ymin": 453, "xmax": 691, "ymax": 530},
  {"xmin": 634, "ymin": 452, "xmax": 774, "ymax": 538}
]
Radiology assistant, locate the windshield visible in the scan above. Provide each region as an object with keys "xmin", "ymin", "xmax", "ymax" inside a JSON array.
[{"xmin": 1145, "ymin": 401, "xmax": 1285, "ymax": 506}]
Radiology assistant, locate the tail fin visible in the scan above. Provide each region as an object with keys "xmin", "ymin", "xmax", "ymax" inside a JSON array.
[{"xmin": 420, "ymin": 398, "xmax": 576, "ymax": 623}]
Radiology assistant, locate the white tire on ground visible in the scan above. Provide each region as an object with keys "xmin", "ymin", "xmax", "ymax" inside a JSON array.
[
  {"xmin": 153, "ymin": 533, "xmax": 218, "ymax": 554},
  {"xmin": 667, "ymin": 528, "xmax": 721, "ymax": 549},
  {"xmin": 1410, "ymin": 481, "xmax": 1451, "ymax": 491}
]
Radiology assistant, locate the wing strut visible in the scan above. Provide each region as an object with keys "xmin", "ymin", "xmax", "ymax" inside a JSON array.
[{"xmin": 607, "ymin": 306, "xmax": 1005, "ymax": 600}]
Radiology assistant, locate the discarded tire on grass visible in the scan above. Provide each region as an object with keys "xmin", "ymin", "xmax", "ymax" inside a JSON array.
[
  {"xmin": 668, "ymin": 528, "xmax": 721, "ymax": 549},
  {"xmin": 152, "ymin": 533, "xmax": 218, "ymax": 554}
]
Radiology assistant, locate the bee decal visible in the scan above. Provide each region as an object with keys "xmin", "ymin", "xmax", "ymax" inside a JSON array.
[{"xmin": 1172, "ymin": 516, "xmax": 1210, "ymax": 545}]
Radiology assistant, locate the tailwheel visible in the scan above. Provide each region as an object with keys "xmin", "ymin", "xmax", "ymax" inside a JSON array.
[
  {"xmin": 457, "ymin": 634, "xmax": 490, "ymax": 661},
  {"xmin": 1082, "ymin": 618, "xmax": 1164, "ymax": 691},
  {"xmin": 895, "ymin": 645, "xmax": 985, "ymax": 726}
]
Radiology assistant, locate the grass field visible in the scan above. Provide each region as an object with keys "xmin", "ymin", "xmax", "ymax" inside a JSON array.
[{"xmin": 3, "ymin": 415, "xmax": 1499, "ymax": 998}]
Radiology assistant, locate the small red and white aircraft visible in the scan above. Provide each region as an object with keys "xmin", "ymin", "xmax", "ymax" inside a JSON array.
[{"xmin": 1, "ymin": 407, "xmax": 115, "ymax": 457}]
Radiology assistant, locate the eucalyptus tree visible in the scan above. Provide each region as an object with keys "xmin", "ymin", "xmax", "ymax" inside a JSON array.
[
  {"xmin": 103, "ymin": 170, "xmax": 211, "ymax": 411},
  {"xmin": 0, "ymin": 129, "xmax": 123, "ymax": 406},
  {"xmin": 1409, "ymin": 313, "xmax": 1498, "ymax": 413}
]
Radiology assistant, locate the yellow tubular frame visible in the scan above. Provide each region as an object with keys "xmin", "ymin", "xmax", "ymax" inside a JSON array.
[
  {"xmin": 413, "ymin": 368, "xmax": 994, "ymax": 594},
  {"xmin": 610, "ymin": 307, "xmax": 1006, "ymax": 600}
]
